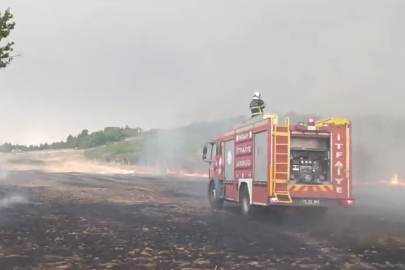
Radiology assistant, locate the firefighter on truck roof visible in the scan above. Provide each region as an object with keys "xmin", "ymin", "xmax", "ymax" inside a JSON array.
[{"xmin": 249, "ymin": 92, "xmax": 266, "ymax": 118}]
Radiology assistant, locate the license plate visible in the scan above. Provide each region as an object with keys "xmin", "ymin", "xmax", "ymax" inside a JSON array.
[{"xmin": 300, "ymin": 199, "xmax": 321, "ymax": 205}]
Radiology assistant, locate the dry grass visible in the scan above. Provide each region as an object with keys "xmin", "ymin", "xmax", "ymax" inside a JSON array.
[{"xmin": 1, "ymin": 150, "xmax": 132, "ymax": 175}]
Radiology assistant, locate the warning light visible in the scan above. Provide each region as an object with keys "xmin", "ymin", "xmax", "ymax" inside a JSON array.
[
  {"xmin": 307, "ymin": 118, "xmax": 315, "ymax": 126},
  {"xmin": 341, "ymin": 199, "xmax": 354, "ymax": 207}
]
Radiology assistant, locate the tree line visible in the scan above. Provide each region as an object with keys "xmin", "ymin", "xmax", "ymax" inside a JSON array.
[{"xmin": 0, "ymin": 126, "xmax": 142, "ymax": 153}]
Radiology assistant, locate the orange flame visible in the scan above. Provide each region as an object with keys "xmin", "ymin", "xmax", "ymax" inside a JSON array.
[
  {"xmin": 355, "ymin": 172, "xmax": 405, "ymax": 187},
  {"xmin": 387, "ymin": 172, "xmax": 405, "ymax": 186}
]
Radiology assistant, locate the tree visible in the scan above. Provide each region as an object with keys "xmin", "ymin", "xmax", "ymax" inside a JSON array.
[
  {"xmin": 0, "ymin": 8, "xmax": 16, "ymax": 69},
  {"xmin": 81, "ymin": 129, "xmax": 89, "ymax": 136}
]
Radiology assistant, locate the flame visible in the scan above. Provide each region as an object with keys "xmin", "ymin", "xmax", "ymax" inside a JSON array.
[
  {"xmin": 390, "ymin": 173, "xmax": 399, "ymax": 185},
  {"xmin": 387, "ymin": 172, "xmax": 405, "ymax": 186},
  {"xmin": 356, "ymin": 172, "xmax": 405, "ymax": 187}
]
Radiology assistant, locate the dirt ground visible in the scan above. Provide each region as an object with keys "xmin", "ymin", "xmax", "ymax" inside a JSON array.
[{"xmin": 0, "ymin": 151, "xmax": 404, "ymax": 270}]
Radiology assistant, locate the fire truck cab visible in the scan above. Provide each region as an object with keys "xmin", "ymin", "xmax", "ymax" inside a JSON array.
[{"xmin": 202, "ymin": 113, "xmax": 354, "ymax": 216}]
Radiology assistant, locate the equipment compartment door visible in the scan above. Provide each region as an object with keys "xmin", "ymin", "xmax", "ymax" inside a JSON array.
[
  {"xmin": 224, "ymin": 140, "xmax": 236, "ymax": 201},
  {"xmin": 252, "ymin": 131, "xmax": 269, "ymax": 204}
]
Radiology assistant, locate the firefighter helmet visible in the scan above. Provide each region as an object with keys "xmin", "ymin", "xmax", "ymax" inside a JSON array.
[{"xmin": 253, "ymin": 92, "xmax": 261, "ymax": 100}]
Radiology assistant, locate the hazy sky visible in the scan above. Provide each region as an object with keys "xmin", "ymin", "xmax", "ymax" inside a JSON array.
[{"xmin": 0, "ymin": 0, "xmax": 404, "ymax": 145}]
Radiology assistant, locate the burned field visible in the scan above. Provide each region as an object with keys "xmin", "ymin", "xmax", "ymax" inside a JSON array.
[{"xmin": 0, "ymin": 171, "xmax": 404, "ymax": 270}]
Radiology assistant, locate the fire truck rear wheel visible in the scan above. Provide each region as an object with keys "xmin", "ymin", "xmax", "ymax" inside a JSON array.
[
  {"xmin": 208, "ymin": 181, "xmax": 224, "ymax": 209},
  {"xmin": 240, "ymin": 186, "xmax": 251, "ymax": 216}
]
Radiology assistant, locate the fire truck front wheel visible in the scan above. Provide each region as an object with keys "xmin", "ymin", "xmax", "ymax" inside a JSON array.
[{"xmin": 208, "ymin": 181, "xmax": 224, "ymax": 209}]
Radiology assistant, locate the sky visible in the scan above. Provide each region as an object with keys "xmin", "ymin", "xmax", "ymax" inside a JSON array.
[{"xmin": 0, "ymin": 0, "xmax": 404, "ymax": 145}]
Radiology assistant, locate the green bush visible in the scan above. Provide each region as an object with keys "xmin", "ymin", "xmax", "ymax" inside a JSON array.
[{"xmin": 84, "ymin": 136, "xmax": 147, "ymax": 163}]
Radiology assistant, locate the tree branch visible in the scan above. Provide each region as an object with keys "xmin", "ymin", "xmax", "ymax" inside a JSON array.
[{"xmin": 0, "ymin": 8, "xmax": 16, "ymax": 69}]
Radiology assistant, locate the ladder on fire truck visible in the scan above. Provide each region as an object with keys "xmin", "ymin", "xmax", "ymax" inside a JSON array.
[{"xmin": 272, "ymin": 116, "xmax": 292, "ymax": 203}]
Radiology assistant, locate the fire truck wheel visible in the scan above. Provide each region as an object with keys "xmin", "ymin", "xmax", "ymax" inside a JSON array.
[
  {"xmin": 240, "ymin": 186, "xmax": 251, "ymax": 216},
  {"xmin": 208, "ymin": 181, "xmax": 224, "ymax": 209}
]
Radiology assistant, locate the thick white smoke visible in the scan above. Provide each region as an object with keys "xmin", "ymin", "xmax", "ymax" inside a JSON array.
[
  {"xmin": 0, "ymin": 195, "xmax": 28, "ymax": 208},
  {"xmin": 0, "ymin": 158, "xmax": 9, "ymax": 179}
]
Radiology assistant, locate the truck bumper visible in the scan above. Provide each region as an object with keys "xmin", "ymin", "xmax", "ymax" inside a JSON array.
[{"xmin": 268, "ymin": 197, "xmax": 354, "ymax": 207}]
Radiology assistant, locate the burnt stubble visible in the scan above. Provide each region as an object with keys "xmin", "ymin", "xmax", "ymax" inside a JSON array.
[{"xmin": 0, "ymin": 171, "xmax": 403, "ymax": 270}]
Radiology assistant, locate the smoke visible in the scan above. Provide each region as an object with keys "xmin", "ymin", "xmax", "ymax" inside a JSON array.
[
  {"xmin": 0, "ymin": 158, "xmax": 9, "ymax": 180},
  {"xmin": 137, "ymin": 116, "xmax": 245, "ymax": 173},
  {"xmin": 133, "ymin": 111, "xmax": 405, "ymax": 182},
  {"xmin": 350, "ymin": 115, "xmax": 405, "ymax": 182},
  {"xmin": 0, "ymin": 158, "xmax": 29, "ymax": 209},
  {"xmin": 0, "ymin": 194, "xmax": 28, "ymax": 208}
]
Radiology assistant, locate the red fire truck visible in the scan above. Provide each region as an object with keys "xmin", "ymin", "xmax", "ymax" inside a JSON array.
[{"xmin": 202, "ymin": 114, "xmax": 354, "ymax": 216}]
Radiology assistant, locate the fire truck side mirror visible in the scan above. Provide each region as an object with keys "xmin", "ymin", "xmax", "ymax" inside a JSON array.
[
  {"xmin": 202, "ymin": 142, "xmax": 213, "ymax": 162},
  {"xmin": 202, "ymin": 144, "xmax": 208, "ymax": 161}
]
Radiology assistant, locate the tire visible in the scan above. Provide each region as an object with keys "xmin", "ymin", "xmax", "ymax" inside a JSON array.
[
  {"xmin": 208, "ymin": 181, "xmax": 224, "ymax": 209},
  {"xmin": 240, "ymin": 186, "xmax": 251, "ymax": 216}
]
